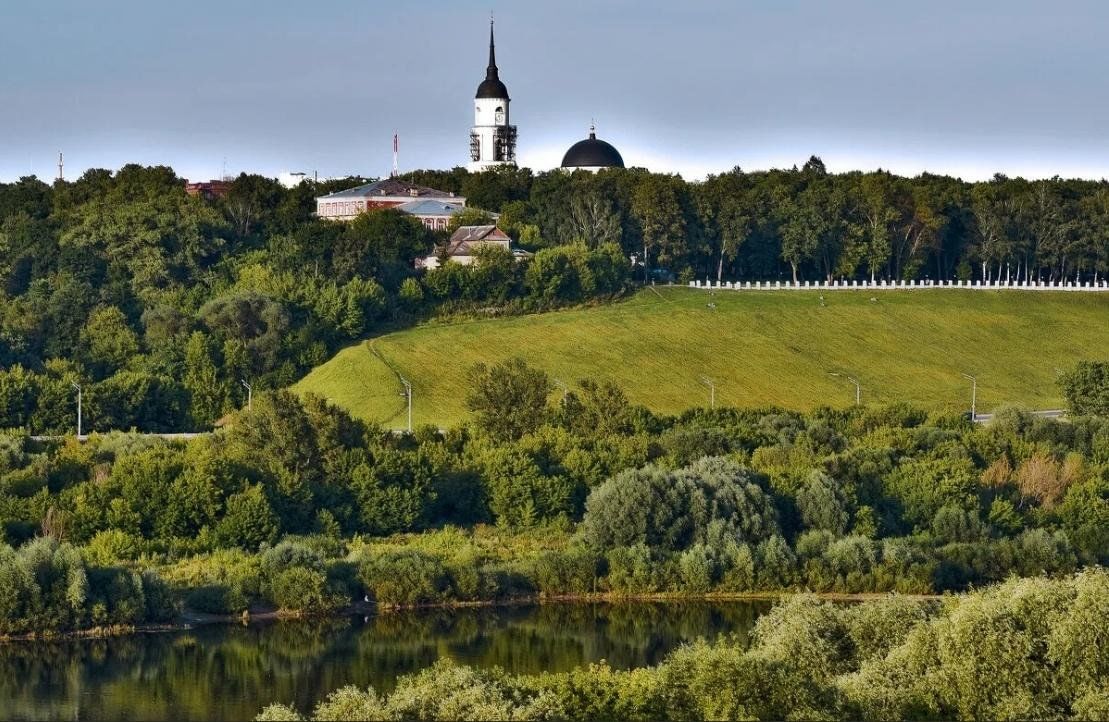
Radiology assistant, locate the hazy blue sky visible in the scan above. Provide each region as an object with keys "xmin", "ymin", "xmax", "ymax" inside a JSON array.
[{"xmin": 3, "ymin": 0, "xmax": 1109, "ymax": 182}]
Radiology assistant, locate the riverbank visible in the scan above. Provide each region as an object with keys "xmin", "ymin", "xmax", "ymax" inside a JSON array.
[{"xmin": 0, "ymin": 588, "xmax": 944, "ymax": 643}]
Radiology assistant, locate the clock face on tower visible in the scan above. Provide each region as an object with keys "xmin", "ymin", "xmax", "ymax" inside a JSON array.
[{"xmin": 495, "ymin": 107, "xmax": 504, "ymax": 124}]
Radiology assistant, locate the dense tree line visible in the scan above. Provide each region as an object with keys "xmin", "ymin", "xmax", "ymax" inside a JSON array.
[
  {"xmin": 0, "ymin": 167, "xmax": 627, "ymax": 433},
  {"xmin": 1, "ymin": 360, "xmax": 1107, "ymax": 629},
  {"xmin": 403, "ymin": 159, "xmax": 1109, "ymax": 285},
  {"xmin": 257, "ymin": 571, "xmax": 1109, "ymax": 721},
  {"xmin": 3, "ymin": 162, "xmax": 1108, "ymax": 432}
]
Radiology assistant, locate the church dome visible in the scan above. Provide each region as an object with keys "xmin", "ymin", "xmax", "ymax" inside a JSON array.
[
  {"xmin": 476, "ymin": 77, "xmax": 509, "ymax": 99},
  {"xmin": 561, "ymin": 128, "xmax": 625, "ymax": 169}
]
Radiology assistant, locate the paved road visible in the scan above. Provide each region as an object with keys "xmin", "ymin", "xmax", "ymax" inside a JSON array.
[
  {"xmin": 972, "ymin": 409, "xmax": 1066, "ymax": 424},
  {"xmin": 29, "ymin": 432, "xmax": 210, "ymax": 442}
]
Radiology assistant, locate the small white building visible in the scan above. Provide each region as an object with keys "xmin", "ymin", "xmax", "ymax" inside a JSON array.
[{"xmin": 417, "ymin": 225, "xmax": 531, "ymax": 269}]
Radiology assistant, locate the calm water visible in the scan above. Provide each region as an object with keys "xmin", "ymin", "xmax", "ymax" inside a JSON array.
[{"xmin": 0, "ymin": 601, "xmax": 770, "ymax": 722}]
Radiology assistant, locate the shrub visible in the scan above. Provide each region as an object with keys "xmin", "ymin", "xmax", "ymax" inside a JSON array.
[
  {"xmin": 260, "ymin": 540, "xmax": 325, "ymax": 575},
  {"xmin": 269, "ymin": 567, "xmax": 343, "ymax": 613},
  {"xmin": 84, "ymin": 529, "xmax": 144, "ymax": 566},
  {"xmin": 141, "ymin": 571, "xmax": 177, "ymax": 622},
  {"xmin": 216, "ymin": 485, "xmax": 280, "ymax": 550},
  {"xmin": 87, "ymin": 567, "xmax": 146, "ymax": 626},
  {"xmin": 796, "ymin": 470, "xmax": 851, "ymax": 535},
  {"xmin": 582, "ymin": 457, "xmax": 778, "ymax": 553},
  {"xmin": 717, "ymin": 542, "xmax": 756, "ymax": 592},
  {"xmin": 677, "ymin": 545, "xmax": 714, "ymax": 593},
  {"xmin": 185, "ymin": 584, "xmax": 249, "ymax": 615},
  {"xmin": 604, "ymin": 544, "xmax": 663, "ymax": 594},
  {"xmin": 532, "ymin": 547, "xmax": 598, "ymax": 596},
  {"xmin": 755, "ymin": 534, "xmax": 797, "ymax": 589},
  {"xmin": 358, "ymin": 550, "xmax": 450, "ymax": 606}
]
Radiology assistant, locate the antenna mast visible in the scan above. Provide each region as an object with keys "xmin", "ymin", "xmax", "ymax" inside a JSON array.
[
  {"xmin": 392, "ymin": 133, "xmax": 399, "ymax": 177},
  {"xmin": 57, "ymin": 152, "xmax": 64, "ymax": 182}
]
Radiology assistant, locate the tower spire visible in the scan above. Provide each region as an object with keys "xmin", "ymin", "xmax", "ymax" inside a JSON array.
[{"xmin": 487, "ymin": 15, "xmax": 498, "ymax": 78}]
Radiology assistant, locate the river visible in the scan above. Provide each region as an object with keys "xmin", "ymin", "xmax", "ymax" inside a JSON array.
[{"xmin": 0, "ymin": 600, "xmax": 771, "ymax": 721}]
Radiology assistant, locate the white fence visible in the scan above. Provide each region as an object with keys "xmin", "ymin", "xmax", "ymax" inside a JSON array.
[{"xmin": 687, "ymin": 278, "xmax": 1109, "ymax": 292}]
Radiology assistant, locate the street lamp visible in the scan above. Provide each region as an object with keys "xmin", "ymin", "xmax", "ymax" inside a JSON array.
[
  {"xmin": 699, "ymin": 375, "xmax": 716, "ymax": 409},
  {"xmin": 829, "ymin": 372, "xmax": 861, "ymax": 406},
  {"xmin": 961, "ymin": 373, "xmax": 977, "ymax": 421},
  {"xmin": 398, "ymin": 375, "xmax": 413, "ymax": 433},
  {"xmin": 240, "ymin": 379, "xmax": 252, "ymax": 410},
  {"xmin": 71, "ymin": 382, "xmax": 82, "ymax": 438}
]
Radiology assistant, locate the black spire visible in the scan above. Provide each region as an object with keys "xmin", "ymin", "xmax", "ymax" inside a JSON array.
[
  {"xmin": 475, "ymin": 16, "xmax": 509, "ymax": 99},
  {"xmin": 487, "ymin": 19, "xmax": 498, "ymax": 78}
]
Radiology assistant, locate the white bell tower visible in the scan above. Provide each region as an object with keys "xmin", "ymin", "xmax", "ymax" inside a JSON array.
[{"xmin": 469, "ymin": 18, "xmax": 517, "ymax": 171}]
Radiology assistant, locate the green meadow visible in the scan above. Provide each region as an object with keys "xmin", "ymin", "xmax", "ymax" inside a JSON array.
[{"xmin": 294, "ymin": 287, "xmax": 1109, "ymax": 429}]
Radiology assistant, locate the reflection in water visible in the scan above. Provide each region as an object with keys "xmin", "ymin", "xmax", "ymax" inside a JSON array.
[{"xmin": 0, "ymin": 600, "xmax": 769, "ymax": 722}]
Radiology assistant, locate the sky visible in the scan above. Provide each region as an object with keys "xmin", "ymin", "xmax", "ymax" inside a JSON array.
[{"xmin": 3, "ymin": 0, "xmax": 1109, "ymax": 183}]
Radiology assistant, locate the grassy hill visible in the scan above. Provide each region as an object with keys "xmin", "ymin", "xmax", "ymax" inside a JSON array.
[{"xmin": 294, "ymin": 288, "xmax": 1109, "ymax": 429}]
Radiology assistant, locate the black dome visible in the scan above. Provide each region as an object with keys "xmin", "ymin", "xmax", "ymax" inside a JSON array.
[
  {"xmin": 476, "ymin": 77, "xmax": 509, "ymax": 99},
  {"xmin": 561, "ymin": 131, "xmax": 625, "ymax": 169}
]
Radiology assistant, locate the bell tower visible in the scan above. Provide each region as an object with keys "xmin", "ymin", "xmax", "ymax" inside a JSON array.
[{"xmin": 469, "ymin": 18, "xmax": 517, "ymax": 171}]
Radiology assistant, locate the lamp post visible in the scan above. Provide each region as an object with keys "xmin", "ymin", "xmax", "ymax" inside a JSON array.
[
  {"xmin": 961, "ymin": 373, "xmax": 977, "ymax": 421},
  {"xmin": 829, "ymin": 372, "xmax": 861, "ymax": 406},
  {"xmin": 240, "ymin": 379, "xmax": 252, "ymax": 410},
  {"xmin": 399, "ymin": 376, "xmax": 413, "ymax": 433},
  {"xmin": 71, "ymin": 382, "xmax": 82, "ymax": 438},
  {"xmin": 699, "ymin": 375, "xmax": 716, "ymax": 409}
]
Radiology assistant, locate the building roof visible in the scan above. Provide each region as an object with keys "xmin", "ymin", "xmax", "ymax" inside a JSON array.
[
  {"xmin": 396, "ymin": 199, "xmax": 466, "ymax": 217},
  {"xmin": 561, "ymin": 128, "xmax": 625, "ymax": 169},
  {"xmin": 449, "ymin": 225, "xmax": 510, "ymax": 244},
  {"xmin": 476, "ymin": 20, "xmax": 509, "ymax": 99},
  {"xmin": 317, "ymin": 178, "xmax": 459, "ymax": 201},
  {"xmin": 444, "ymin": 225, "xmax": 512, "ymax": 256}
]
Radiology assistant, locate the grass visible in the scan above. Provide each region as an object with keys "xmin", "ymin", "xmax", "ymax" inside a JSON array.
[{"xmin": 294, "ymin": 287, "xmax": 1109, "ymax": 429}]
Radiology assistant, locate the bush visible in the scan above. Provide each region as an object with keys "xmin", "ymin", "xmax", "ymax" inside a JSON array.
[
  {"xmin": 796, "ymin": 470, "xmax": 851, "ymax": 535},
  {"xmin": 582, "ymin": 457, "xmax": 778, "ymax": 553},
  {"xmin": 532, "ymin": 547, "xmax": 598, "ymax": 596},
  {"xmin": 185, "ymin": 584, "xmax": 249, "ymax": 615},
  {"xmin": 86, "ymin": 567, "xmax": 146, "ymax": 626},
  {"xmin": 358, "ymin": 550, "xmax": 450, "ymax": 606},
  {"xmin": 269, "ymin": 566, "xmax": 344, "ymax": 613},
  {"xmin": 605, "ymin": 544, "xmax": 665, "ymax": 594},
  {"xmin": 84, "ymin": 529, "xmax": 144, "ymax": 566},
  {"xmin": 216, "ymin": 485, "xmax": 280, "ymax": 550},
  {"xmin": 677, "ymin": 545, "xmax": 714, "ymax": 593}
]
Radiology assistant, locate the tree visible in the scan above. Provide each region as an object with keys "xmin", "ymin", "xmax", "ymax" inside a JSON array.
[
  {"xmin": 582, "ymin": 458, "xmax": 779, "ymax": 552},
  {"xmin": 464, "ymin": 358, "xmax": 552, "ymax": 441},
  {"xmin": 446, "ymin": 206, "xmax": 495, "ymax": 233},
  {"xmin": 796, "ymin": 471, "xmax": 851, "ymax": 535},
  {"xmin": 631, "ymin": 174, "xmax": 688, "ymax": 279},
  {"xmin": 80, "ymin": 306, "xmax": 139, "ymax": 377},
  {"xmin": 1060, "ymin": 360, "xmax": 1109, "ymax": 417},
  {"xmin": 216, "ymin": 484, "xmax": 279, "ymax": 549},
  {"xmin": 857, "ymin": 173, "xmax": 900, "ymax": 281},
  {"xmin": 183, "ymin": 331, "xmax": 227, "ymax": 427},
  {"xmin": 334, "ymin": 209, "xmax": 431, "ymax": 282}
]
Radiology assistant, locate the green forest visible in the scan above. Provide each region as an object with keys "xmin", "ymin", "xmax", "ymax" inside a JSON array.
[
  {"xmin": 2, "ymin": 357, "xmax": 1108, "ymax": 635},
  {"xmin": 3, "ymin": 162, "xmax": 1109, "ymax": 433}
]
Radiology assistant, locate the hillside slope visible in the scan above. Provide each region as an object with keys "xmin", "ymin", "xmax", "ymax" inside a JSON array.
[{"xmin": 294, "ymin": 288, "xmax": 1109, "ymax": 428}]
